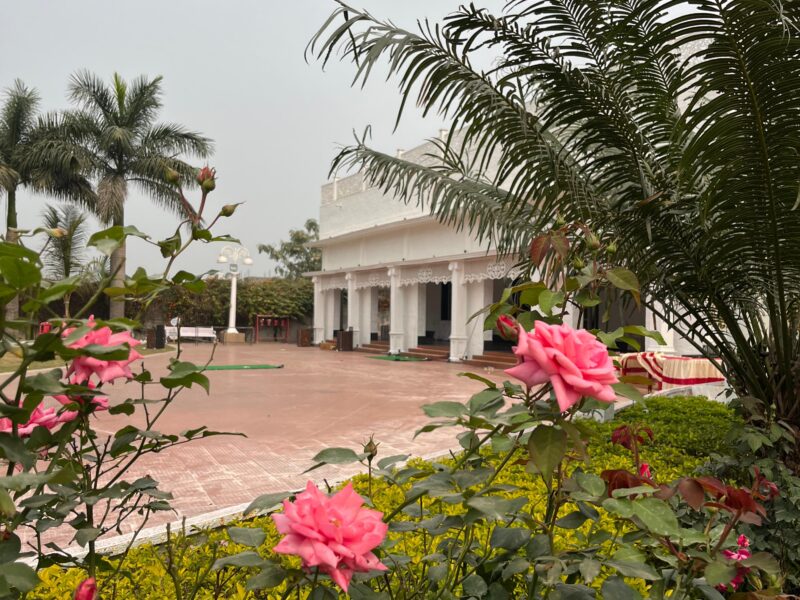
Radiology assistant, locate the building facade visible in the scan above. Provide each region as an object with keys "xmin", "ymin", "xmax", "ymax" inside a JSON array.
[{"xmin": 307, "ymin": 137, "xmax": 687, "ymax": 361}]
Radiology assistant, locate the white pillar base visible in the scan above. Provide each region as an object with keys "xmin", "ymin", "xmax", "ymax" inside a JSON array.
[{"xmin": 449, "ymin": 336, "xmax": 468, "ymax": 362}]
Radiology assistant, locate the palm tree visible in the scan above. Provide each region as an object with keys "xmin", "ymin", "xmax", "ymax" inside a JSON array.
[
  {"xmin": 37, "ymin": 72, "xmax": 212, "ymax": 318},
  {"xmin": 41, "ymin": 203, "xmax": 90, "ymax": 317},
  {"xmin": 311, "ymin": 3, "xmax": 800, "ymax": 443},
  {"xmin": 0, "ymin": 80, "xmax": 94, "ymax": 321}
]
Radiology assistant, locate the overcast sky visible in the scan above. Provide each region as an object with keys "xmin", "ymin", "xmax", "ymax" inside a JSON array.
[{"xmin": 1, "ymin": 0, "xmax": 503, "ymax": 276}]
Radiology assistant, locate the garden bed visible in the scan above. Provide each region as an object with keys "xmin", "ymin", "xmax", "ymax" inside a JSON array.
[{"xmin": 30, "ymin": 396, "xmax": 739, "ymax": 599}]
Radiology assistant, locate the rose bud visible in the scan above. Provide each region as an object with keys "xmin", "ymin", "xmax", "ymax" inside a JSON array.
[
  {"xmin": 639, "ymin": 463, "xmax": 652, "ymax": 479},
  {"xmin": 220, "ymin": 204, "xmax": 237, "ymax": 218},
  {"xmin": 73, "ymin": 578, "xmax": 97, "ymax": 600},
  {"xmin": 49, "ymin": 227, "xmax": 68, "ymax": 238},
  {"xmin": 496, "ymin": 314, "xmax": 519, "ymax": 341},
  {"xmin": 586, "ymin": 233, "xmax": 601, "ymax": 251},
  {"xmin": 606, "ymin": 241, "xmax": 618, "ymax": 255},
  {"xmin": 164, "ymin": 167, "xmax": 181, "ymax": 185},
  {"xmin": 363, "ymin": 435, "xmax": 379, "ymax": 462},
  {"xmin": 196, "ymin": 166, "xmax": 216, "ymax": 192}
]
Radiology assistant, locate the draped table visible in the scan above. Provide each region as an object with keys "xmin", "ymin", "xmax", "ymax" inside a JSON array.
[{"xmin": 619, "ymin": 352, "xmax": 725, "ymax": 391}]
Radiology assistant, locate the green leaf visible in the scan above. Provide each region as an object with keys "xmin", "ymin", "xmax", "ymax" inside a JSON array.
[
  {"xmin": 553, "ymin": 583, "xmax": 596, "ymax": 599},
  {"xmin": 579, "ymin": 559, "xmax": 602, "ymax": 584},
  {"xmin": 422, "ymin": 401, "xmax": 466, "ymax": 418},
  {"xmin": 605, "ymin": 559, "xmax": 660, "ymax": 580},
  {"xmin": 555, "ymin": 511, "xmax": 588, "ymax": 529},
  {"xmin": 703, "ymin": 561, "xmax": 737, "ymax": 586},
  {"xmin": 462, "ymin": 574, "xmax": 488, "ymax": 597},
  {"xmin": 88, "ymin": 225, "xmax": 148, "ymax": 256},
  {"xmin": 465, "ymin": 496, "xmax": 512, "ymax": 520},
  {"xmin": 575, "ymin": 472, "xmax": 606, "ymax": 497},
  {"xmin": 490, "ymin": 527, "xmax": 530, "ymax": 551},
  {"xmin": 742, "ymin": 551, "xmax": 780, "ymax": 574},
  {"xmin": 467, "ymin": 389, "xmax": 504, "ymax": 415},
  {"xmin": 0, "ymin": 257, "xmax": 40, "ymax": 290},
  {"xmin": 611, "ymin": 382, "xmax": 644, "ymax": 403},
  {"xmin": 0, "ymin": 536, "xmax": 20, "ymax": 565},
  {"xmin": 538, "ymin": 290, "xmax": 564, "ymax": 315},
  {"xmin": 160, "ymin": 361, "xmax": 210, "ymax": 392},
  {"xmin": 0, "ymin": 489, "xmax": 15, "ymax": 518},
  {"xmin": 630, "ymin": 498, "xmax": 680, "ymax": 537},
  {"xmin": 245, "ymin": 563, "xmax": 286, "ymax": 591},
  {"xmin": 311, "ymin": 447, "xmax": 360, "ymax": 465},
  {"xmin": 227, "ymin": 527, "xmax": 266, "ymax": 548},
  {"xmin": 213, "ymin": 551, "xmax": 265, "ymax": 570},
  {"xmin": 601, "ymin": 577, "xmax": 643, "ymax": 600},
  {"xmin": 74, "ymin": 527, "xmax": 101, "ymax": 547},
  {"xmin": 605, "ymin": 268, "xmax": 639, "ymax": 292},
  {"xmin": 0, "ymin": 562, "xmax": 39, "ymax": 593},
  {"xmin": 527, "ymin": 425, "xmax": 567, "ymax": 482},
  {"xmin": 602, "ymin": 497, "xmax": 634, "ymax": 518},
  {"xmin": 242, "ymin": 492, "xmax": 291, "ymax": 516}
]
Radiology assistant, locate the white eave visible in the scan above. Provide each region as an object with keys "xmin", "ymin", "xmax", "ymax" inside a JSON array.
[
  {"xmin": 307, "ymin": 215, "xmax": 436, "ymax": 249},
  {"xmin": 303, "ymin": 247, "xmax": 499, "ymax": 278}
]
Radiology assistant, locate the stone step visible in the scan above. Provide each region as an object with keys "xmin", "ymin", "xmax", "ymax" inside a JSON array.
[{"xmin": 463, "ymin": 354, "xmax": 517, "ymax": 370}]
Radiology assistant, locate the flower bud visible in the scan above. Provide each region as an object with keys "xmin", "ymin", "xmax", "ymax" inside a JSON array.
[
  {"xmin": 49, "ymin": 227, "xmax": 68, "ymax": 238},
  {"xmin": 586, "ymin": 233, "xmax": 601, "ymax": 251},
  {"xmin": 220, "ymin": 204, "xmax": 237, "ymax": 218},
  {"xmin": 363, "ymin": 435, "xmax": 379, "ymax": 462},
  {"xmin": 164, "ymin": 168, "xmax": 181, "ymax": 185},
  {"xmin": 555, "ymin": 214, "xmax": 566, "ymax": 228},
  {"xmin": 73, "ymin": 578, "xmax": 97, "ymax": 600},
  {"xmin": 638, "ymin": 463, "xmax": 652, "ymax": 479},
  {"xmin": 606, "ymin": 242, "xmax": 617, "ymax": 255},
  {"xmin": 496, "ymin": 314, "xmax": 519, "ymax": 341},
  {"xmin": 197, "ymin": 166, "xmax": 216, "ymax": 192},
  {"xmin": 572, "ymin": 257, "xmax": 585, "ymax": 270}
]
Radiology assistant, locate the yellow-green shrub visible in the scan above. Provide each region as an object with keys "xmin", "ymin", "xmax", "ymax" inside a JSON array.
[{"xmin": 30, "ymin": 396, "xmax": 736, "ymax": 599}]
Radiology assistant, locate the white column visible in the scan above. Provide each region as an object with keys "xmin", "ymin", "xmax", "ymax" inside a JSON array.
[
  {"xmin": 404, "ymin": 283, "xmax": 419, "ymax": 351},
  {"xmin": 371, "ymin": 288, "xmax": 380, "ymax": 340},
  {"xmin": 417, "ymin": 283, "xmax": 427, "ymax": 338},
  {"xmin": 312, "ymin": 277, "xmax": 325, "ymax": 344},
  {"xmin": 324, "ymin": 290, "xmax": 335, "ymax": 341},
  {"xmin": 388, "ymin": 267, "xmax": 406, "ymax": 354},
  {"xmin": 466, "ymin": 279, "xmax": 493, "ymax": 358},
  {"xmin": 359, "ymin": 287, "xmax": 373, "ymax": 346},
  {"xmin": 346, "ymin": 273, "xmax": 360, "ymax": 346},
  {"xmin": 226, "ymin": 273, "xmax": 238, "ymax": 333},
  {"xmin": 448, "ymin": 261, "xmax": 468, "ymax": 361},
  {"xmin": 645, "ymin": 302, "xmax": 676, "ymax": 353}
]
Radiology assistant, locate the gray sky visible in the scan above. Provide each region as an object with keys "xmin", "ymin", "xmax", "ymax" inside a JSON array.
[{"xmin": 1, "ymin": 0, "xmax": 502, "ymax": 276}]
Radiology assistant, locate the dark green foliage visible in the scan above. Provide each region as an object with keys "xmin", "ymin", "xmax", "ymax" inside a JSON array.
[
  {"xmin": 593, "ymin": 396, "xmax": 740, "ymax": 458},
  {"xmin": 159, "ymin": 277, "xmax": 313, "ymax": 326}
]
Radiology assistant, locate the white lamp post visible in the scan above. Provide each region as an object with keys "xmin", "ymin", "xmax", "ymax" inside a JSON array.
[{"xmin": 217, "ymin": 246, "xmax": 254, "ymax": 335}]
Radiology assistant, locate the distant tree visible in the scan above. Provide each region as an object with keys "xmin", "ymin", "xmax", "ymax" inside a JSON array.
[
  {"xmin": 41, "ymin": 203, "xmax": 92, "ymax": 317},
  {"xmin": 32, "ymin": 71, "xmax": 212, "ymax": 318},
  {"xmin": 0, "ymin": 80, "xmax": 93, "ymax": 320},
  {"xmin": 258, "ymin": 218, "xmax": 321, "ymax": 278}
]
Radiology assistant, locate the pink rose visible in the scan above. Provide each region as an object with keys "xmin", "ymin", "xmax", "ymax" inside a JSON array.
[
  {"xmin": 73, "ymin": 577, "xmax": 97, "ymax": 600},
  {"xmin": 53, "ymin": 379, "xmax": 110, "ymax": 416},
  {"xmin": 737, "ymin": 534, "xmax": 750, "ymax": 548},
  {"xmin": 0, "ymin": 405, "xmax": 66, "ymax": 437},
  {"xmin": 272, "ymin": 481, "xmax": 388, "ymax": 591},
  {"xmin": 505, "ymin": 322, "xmax": 618, "ymax": 411},
  {"xmin": 63, "ymin": 317, "xmax": 143, "ymax": 384},
  {"xmin": 638, "ymin": 463, "xmax": 652, "ymax": 479}
]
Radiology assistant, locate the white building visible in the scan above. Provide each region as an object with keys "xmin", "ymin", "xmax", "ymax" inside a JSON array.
[{"xmin": 307, "ymin": 136, "xmax": 684, "ymax": 361}]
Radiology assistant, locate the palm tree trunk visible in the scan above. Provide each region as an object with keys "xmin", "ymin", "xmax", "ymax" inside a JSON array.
[
  {"xmin": 108, "ymin": 213, "xmax": 126, "ymax": 320},
  {"xmin": 5, "ymin": 187, "xmax": 19, "ymax": 324}
]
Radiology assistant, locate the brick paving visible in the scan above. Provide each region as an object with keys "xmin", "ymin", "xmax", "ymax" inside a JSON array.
[{"xmin": 36, "ymin": 343, "xmax": 499, "ymax": 550}]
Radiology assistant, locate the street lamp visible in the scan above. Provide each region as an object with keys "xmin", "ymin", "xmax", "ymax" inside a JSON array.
[{"xmin": 217, "ymin": 246, "xmax": 253, "ymax": 336}]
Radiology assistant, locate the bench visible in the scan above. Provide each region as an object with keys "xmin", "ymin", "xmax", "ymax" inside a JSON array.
[{"xmin": 164, "ymin": 326, "xmax": 218, "ymax": 342}]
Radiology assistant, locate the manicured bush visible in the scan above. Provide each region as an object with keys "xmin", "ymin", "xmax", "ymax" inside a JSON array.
[{"xmin": 30, "ymin": 396, "xmax": 737, "ymax": 599}]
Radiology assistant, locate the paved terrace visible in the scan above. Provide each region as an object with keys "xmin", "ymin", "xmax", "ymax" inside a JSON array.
[{"xmin": 52, "ymin": 344, "xmax": 498, "ymax": 548}]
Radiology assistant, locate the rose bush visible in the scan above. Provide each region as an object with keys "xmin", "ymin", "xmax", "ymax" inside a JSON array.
[{"xmin": 0, "ymin": 164, "xmax": 242, "ymax": 597}]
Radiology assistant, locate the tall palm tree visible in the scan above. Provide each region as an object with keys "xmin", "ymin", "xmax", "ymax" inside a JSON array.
[
  {"xmin": 311, "ymin": 2, "xmax": 800, "ymax": 444},
  {"xmin": 0, "ymin": 80, "xmax": 94, "ymax": 321},
  {"xmin": 41, "ymin": 203, "xmax": 89, "ymax": 317},
  {"xmin": 37, "ymin": 72, "xmax": 212, "ymax": 318}
]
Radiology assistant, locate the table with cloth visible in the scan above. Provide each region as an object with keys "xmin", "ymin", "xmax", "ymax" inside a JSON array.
[{"xmin": 619, "ymin": 352, "xmax": 725, "ymax": 392}]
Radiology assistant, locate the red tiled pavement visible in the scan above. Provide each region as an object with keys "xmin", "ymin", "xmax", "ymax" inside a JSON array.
[{"xmin": 37, "ymin": 343, "xmax": 500, "ymax": 548}]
